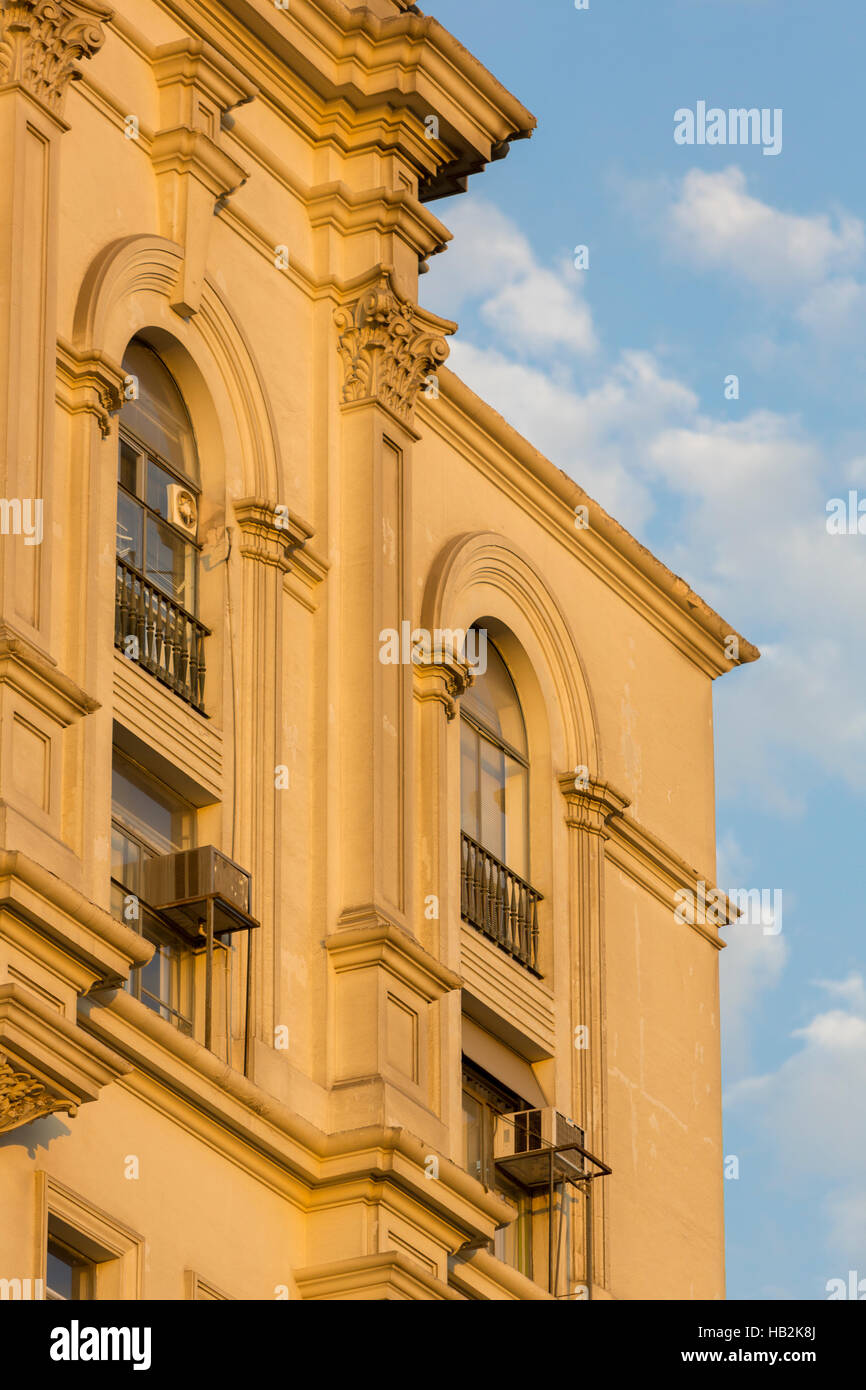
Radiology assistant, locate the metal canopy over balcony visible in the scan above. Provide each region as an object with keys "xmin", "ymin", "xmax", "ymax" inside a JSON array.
[{"xmin": 460, "ymin": 831, "xmax": 542, "ymax": 975}]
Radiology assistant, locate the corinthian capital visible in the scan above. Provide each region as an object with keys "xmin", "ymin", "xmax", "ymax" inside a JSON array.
[
  {"xmin": 335, "ymin": 273, "xmax": 453, "ymax": 425},
  {"xmin": 0, "ymin": 0, "xmax": 112, "ymax": 116}
]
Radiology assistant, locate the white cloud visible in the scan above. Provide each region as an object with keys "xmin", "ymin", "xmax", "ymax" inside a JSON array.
[
  {"xmin": 427, "ymin": 199, "xmax": 597, "ymax": 357},
  {"xmin": 668, "ymin": 167, "xmax": 864, "ymax": 292},
  {"xmin": 426, "ymin": 199, "xmax": 866, "ymax": 803},
  {"xmin": 721, "ymin": 919, "xmax": 788, "ymax": 1075},
  {"xmin": 726, "ymin": 978, "xmax": 866, "ymax": 1268}
]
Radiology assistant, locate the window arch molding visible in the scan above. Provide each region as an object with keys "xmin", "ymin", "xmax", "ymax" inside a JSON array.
[
  {"xmin": 420, "ymin": 531, "xmax": 601, "ymax": 782},
  {"xmin": 71, "ymin": 233, "xmax": 282, "ymax": 502}
]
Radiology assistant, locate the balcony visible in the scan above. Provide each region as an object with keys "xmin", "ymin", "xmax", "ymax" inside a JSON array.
[
  {"xmin": 115, "ymin": 558, "xmax": 209, "ymax": 713},
  {"xmin": 460, "ymin": 832, "xmax": 542, "ymax": 975}
]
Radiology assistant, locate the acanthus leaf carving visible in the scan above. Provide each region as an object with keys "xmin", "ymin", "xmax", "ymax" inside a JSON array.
[
  {"xmin": 0, "ymin": 0, "xmax": 112, "ymax": 116},
  {"xmin": 335, "ymin": 275, "xmax": 453, "ymax": 424},
  {"xmin": 0, "ymin": 1054, "xmax": 76, "ymax": 1133}
]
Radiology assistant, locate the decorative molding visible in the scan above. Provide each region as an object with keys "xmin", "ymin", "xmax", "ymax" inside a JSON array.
[
  {"xmin": 0, "ymin": 984, "xmax": 132, "ymax": 1135},
  {"xmin": 557, "ymin": 773, "xmax": 630, "ymax": 838},
  {"xmin": 56, "ymin": 337, "xmax": 124, "ymax": 437},
  {"xmin": 232, "ymin": 498, "xmax": 328, "ymax": 609},
  {"xmin": 0, "ymin": 621, "xmax": 99, "ymax": 724},
  {"xmin": 412, "ymin": 651, "xmax": 473, "ymax": 722},
  {"xmin": 0, "ymin": 1053, "xmax": 74, "ymax": 1131},
  {"xmin": 335, "ymin": 273, "xmax": 453, "ymax": 425},
  {"xmin": 294, "ymin": 1251, "xmax": 460, "ymax": 1302},
  {"xmin": 329, "ymin": 907, "xmax": 462, "ymax": 1002},
  {"xmin": 150, "ymin": 38, "xmax": 256, "ymax": 316},
  {"xmin": 0, "ymin": 0, "xmax": 112, "ymax": 116}
]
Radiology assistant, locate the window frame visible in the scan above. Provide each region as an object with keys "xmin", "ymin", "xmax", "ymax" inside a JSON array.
[
  {"xmin": 460, "ymin": 636, "xmax": 531, "ymax": 882},
  {"xmin": 110, "ymin": 750, "xmax": 195, "ymax": 1035}
]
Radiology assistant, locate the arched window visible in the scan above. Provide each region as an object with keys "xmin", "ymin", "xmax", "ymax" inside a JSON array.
[
  {"xmin": 460, "ymin": 630, "xmax": 542, "ymax": 972},
  {"xmin": 115, "ymin": 341, "xmax": 208, "ymax": 711}
]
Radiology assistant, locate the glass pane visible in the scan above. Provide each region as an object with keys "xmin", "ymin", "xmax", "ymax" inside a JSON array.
[
  {"xmin": 120, "ymin": 341, "xmax": 198, "ymax": 483},
  {"xmin": 463, "ymin": 1093, "xmax": 484, "ymax": 1183},
  {"xmin": 460, "ymin": 720, "xmax": 479, "ymax": 840},
  {"xmin": 118, "ymin": 438, "xmax": 139, "ymax": 494},
  {"xmin": 145, "ymin": 515, "xmax": 196, "ymax": 609},
  {"xmin": 46, "ymin": 1246, "xmax": 74, "ymax": 1301},
  {"xmin": 504, "ymin": 755, "xmax": 529, "ymax": 880},
  {"xmin": 111, "ymin": 755, "xmax": 191, "ymax": 855},
  {"xmin": 46, "ymin": 1240, "xmax": 90, "ymax": 1301},
  {"xmin": 479, "ymin": 736, "xmax": 506, "ymax": 862},
  {"xmin": 116, "ymin": 494, "xmax": 142, "ymax": 568},
  {"xmin": 111, "ymin": 825, "xmax": 145, "ymax": 897},
  {"xmin": 146, "ymin": 458, "xmax": 185, "ymax": 522},
  {"xmin": 461, "ymin": 636, "xmax": 528, "ymax": 757}
]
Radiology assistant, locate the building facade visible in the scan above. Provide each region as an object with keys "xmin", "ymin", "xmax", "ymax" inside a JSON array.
[{"xmin": 0, "ymin": 0, "xmax": 756, "ymax": 1301}]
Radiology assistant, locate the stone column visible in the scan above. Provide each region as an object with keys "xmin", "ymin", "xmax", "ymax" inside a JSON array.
[
  {"xmin": 0, "ymin": 1, "xmax": 110, "ymax": 875},
  {"xmin": 327, "ymin": 274, "xmax": 458, "ymax": 1135},
  {"xmin": 231, "ymin": 501, "xmax": 321, "ymax": 1076},
  {"xmin": 558, "ymin": 772, "xmax": 629, "ymax": 1293},
  {"xmin": 413, "ymin": 651, "xmax": 472, "ymax": 1158}
]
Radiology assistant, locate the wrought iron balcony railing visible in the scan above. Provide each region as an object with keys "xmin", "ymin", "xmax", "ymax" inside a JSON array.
[
  {"xmin": 115, "ymin": 557, "xmax": 209, "ymax": 712},
  {"xmin": 460, "ymin": 831, "xmax": 542, "ymax": 974}
]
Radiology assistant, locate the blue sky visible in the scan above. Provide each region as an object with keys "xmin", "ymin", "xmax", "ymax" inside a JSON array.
[{"xmin": 420, "ymin": 0, "xmax": 866, "ymax": 1300}]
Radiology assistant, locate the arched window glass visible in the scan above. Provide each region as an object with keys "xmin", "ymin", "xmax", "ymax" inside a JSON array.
[
  {"xmin": 115, "ymin": 340, "xmax": 207, "ymax": 710},
  {"xmin": 460, "ymin": 634, "xmax": 529, "ymax": 881}
]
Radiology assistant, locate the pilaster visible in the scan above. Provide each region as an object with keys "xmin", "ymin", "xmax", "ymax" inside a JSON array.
[{"xmin": 557, "ymin": 772, "xmax": 630, "ymax": 1292}]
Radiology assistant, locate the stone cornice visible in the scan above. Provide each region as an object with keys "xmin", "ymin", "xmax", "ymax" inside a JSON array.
[
  {"xmin": 558, "ymin": 773, "xmax": 630, "ymax": 837},
  {"xmin": 335, "ymin": 272, "xmax": 453, "ymax": 425},
  {"xmin": 0, "ymin": 0, "xmax": 112, "ymax": 117},
  {"xmin": 150, "ymin": 126, "xmax": 248, "ymax": 202},
  {"xmin": 308, "ymin": 181, "xmax": 451, "ymax": 271},
  {"xmin": 146, "ymin": 0, "xmax": 534, "ymax": 202},
  {"xmin": 0, "ymin": 622, "xmax": 99, "ymax": 724},
  {"xmin": 56, "ymin": 337, "xmax": 124, "ymax": 437},
  {"xmin": 151, "ymin": 34, "xmax": 257, "ymax": 117},
  {"xmin": 0, "ymin": 983, "xmax": 131, "ymax": 1134},
  {"xmin": 232, "ymin": 499, "xmax": 328, "ymax": 608},
  {"xmin": 329, "ymin": 907, "xmax": 462, "ymax": 1001},
  {"xmin": 294, "ymin": 1252, "xmax": 461, "ymax": 1302},
  {"xmin": 412, "ymin": 651, "xmax": 474, "ymax": 722},
  {"xmin": 423, "ymin": 371, "xmax": 759, "ymax": 680},
  {"xmin": 78, "ymin": 986, "xmax": 512, "ymax": 1240},
  {"xmin": 0, "ymin": 850, "xmax": 153, "ymax": 983},
  {"xmin": 557, "ymin": 777, "xmax": 734, "ymax": 948}
]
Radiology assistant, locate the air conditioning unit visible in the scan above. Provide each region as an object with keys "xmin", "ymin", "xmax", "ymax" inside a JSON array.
[
  {"xmin": 493, "ymin": 1108, "xmax": 586, "ymax": 1188},
  {"xmin": 166, "ymin": 483, "xmax": 198, "ymax": 537},
  {"xmin": 143, "ymin": 846, "xmax": 257, "ymax": 940}
]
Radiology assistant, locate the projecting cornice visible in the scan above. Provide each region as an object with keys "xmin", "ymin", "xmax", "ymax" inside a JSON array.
[
  {"xmin": 56, "ymin": 338, "xmax": 124, "ymax": 438},
  {"xmin": 0, "ymin": 623, "xmax": 99, "ymax": 724},
  {"xmin": 412, "ymin": 652, "xmax": 474, "ymax": 722},
  {"xmin": 233, "ymin": 499, "xmax": 328, "ymax": 610},
  {"xmin": 422, "ymin": 371, "xmax": 760, "ymax": 681},
  {"xmin": 0, "ymin": 0, "xmax": 112, "ymax": 116},
  {"xmin": 116, "ymin": 0, "xmax": 534, "ymax": 202},
  {"xmin": 0, "ymin": 985, "xmax": 131, "ymax": 1135},
  {"xmin": 335, "ymin": 272, "xmax": 454, "ymax": 426},
  {"xmin": 558, "ymin": 774, "xmax": 630, "ymax": 837}
]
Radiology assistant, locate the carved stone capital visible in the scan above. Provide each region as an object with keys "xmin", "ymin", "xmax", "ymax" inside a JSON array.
[
  {"xmin": 558, "ymin": 773, "xmax": 630, "ymax": 837},
  {"xmin": 0, "ymin": 0, "xmax": 112, "ymax": 116},
  {"xmin": 56, "ymin": 337, "xmax": 124, "ymax": 437},
  {"xmin": 335, "ymin": 274, "xmax": 452, "ymax": 425},
  {"xmin": 413, "ymin": 651, "xmax": 474, "ymax": 721},
  {"xmin": 0, "ymin": 1054, "xmax": 76, "ymax": 1132},
  {"xmin": 232, "ymin": 499, "xmax": 327, "ymax": 612}
]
